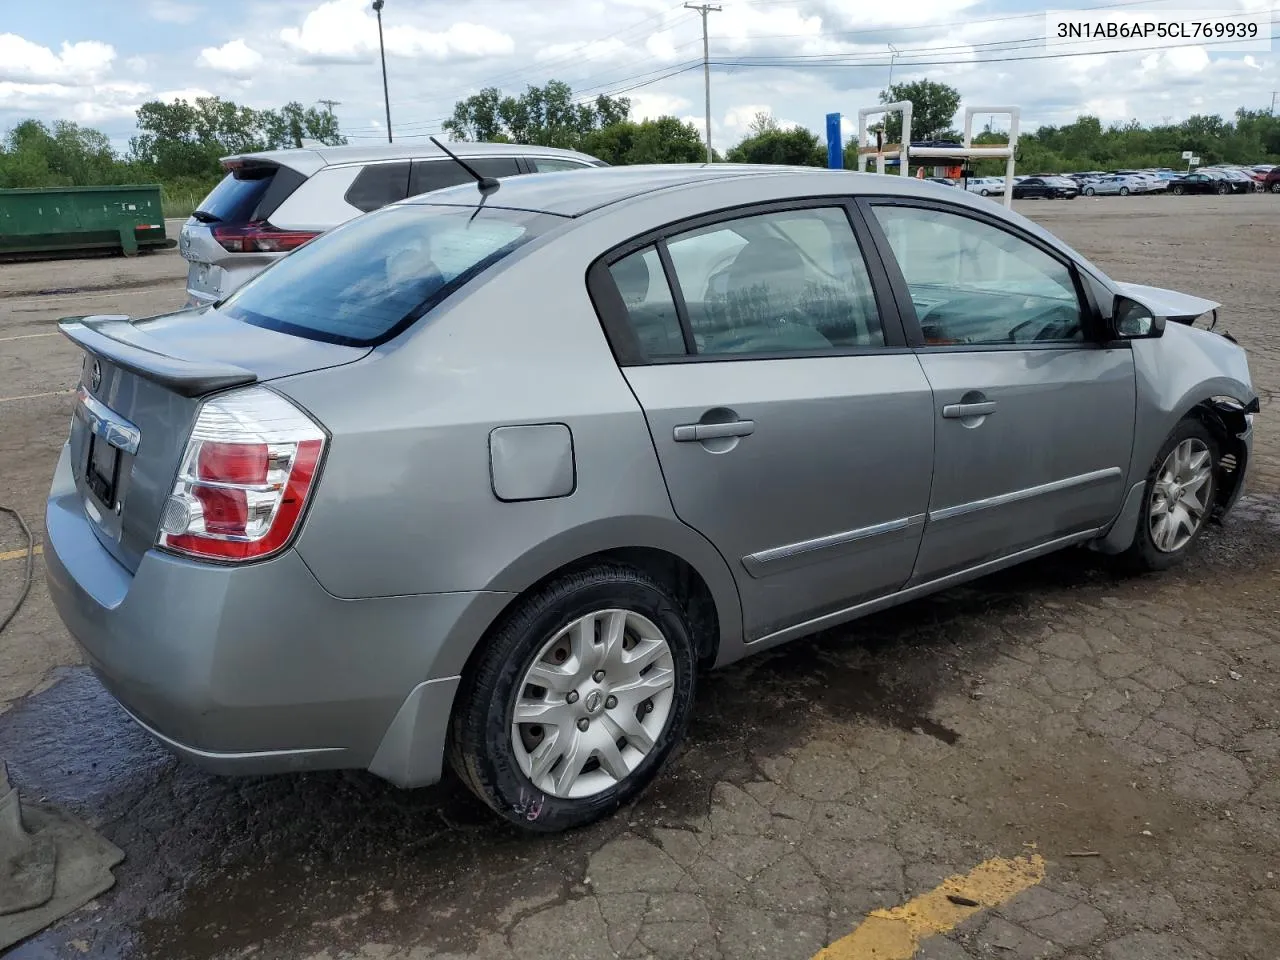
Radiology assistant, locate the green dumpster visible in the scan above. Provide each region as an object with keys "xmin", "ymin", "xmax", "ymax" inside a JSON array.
[{"xmin": 0, "ymin": 184, "xmax": 176, "ymax": 259}]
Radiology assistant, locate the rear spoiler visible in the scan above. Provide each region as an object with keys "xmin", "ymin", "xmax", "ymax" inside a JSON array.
[{"xmin": 59, "ymin": 315, "xmax": 257, "ymax": 398}]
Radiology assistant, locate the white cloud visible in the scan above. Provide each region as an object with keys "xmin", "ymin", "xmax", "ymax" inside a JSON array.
[
  {"xmin": 148, "ymin": 1, "xmax": 199, "ymax": 24},
  {"xmin": 628, "ymin": 91, "xmax": 692, "ymax": 121},
  {"xmin": 125, "ymin": 56, "xmax": 148, "ymax": 74},
  {"xmin": 197, "ymin": 39, "xmax": 264, "ymax": 75},
  {"xmin": 279, "ymin": 0, "xmax": 514, "ymax": 64},
  {"xmin": 536, "ymin": 38, "xmax": 627, "ymax": 63},
  {"xmin": 0, "ymin": 34, "xmax": 115, "ymax": 84}
]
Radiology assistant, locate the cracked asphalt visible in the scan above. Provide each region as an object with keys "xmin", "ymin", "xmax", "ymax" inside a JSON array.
[{"xmin": 1, "ymin": 195, "xmax": 1278, "ymax": 960}]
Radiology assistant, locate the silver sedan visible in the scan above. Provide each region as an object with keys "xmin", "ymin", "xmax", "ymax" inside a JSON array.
[
  {"xmin": 1082, "ymin": 175, "xmax": 1150, "ymax": 196},
  {"xmin": 46, "ymin": 164, "xmax": 1257, "ymax": 832}
]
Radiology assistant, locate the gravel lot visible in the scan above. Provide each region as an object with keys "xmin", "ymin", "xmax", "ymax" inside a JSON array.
[{"xmin": 1, "ymin": 194, "xmax": 1277, "ymax": 960}]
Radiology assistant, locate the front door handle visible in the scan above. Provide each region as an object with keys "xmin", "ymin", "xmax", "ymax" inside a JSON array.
[
  {"xmin": 942, "ymin": 401, "xmax": 997, "ymax": 419},
  {"xmin": 673, "ymin": 419, "xmax": 756, "ymax": 442}
]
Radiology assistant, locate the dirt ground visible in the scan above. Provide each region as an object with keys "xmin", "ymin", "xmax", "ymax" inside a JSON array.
[{"xmin": 0, "ymin": 194, "xmax": 1277, "ymax": 960}]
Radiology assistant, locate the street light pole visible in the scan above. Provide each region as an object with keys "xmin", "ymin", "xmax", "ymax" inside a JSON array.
[
  {"xmin": 887, "ymin": 42, "xmax": 901, "ymax": 90},
  {"xmin": 372, "ymin": 0, "xmax": 392, "ymax": 143}
]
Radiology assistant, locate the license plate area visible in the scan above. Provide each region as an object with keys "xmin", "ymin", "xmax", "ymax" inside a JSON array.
[{"xmin": 86, "ymin": 432, "xmax": 121, "ymax": 508}]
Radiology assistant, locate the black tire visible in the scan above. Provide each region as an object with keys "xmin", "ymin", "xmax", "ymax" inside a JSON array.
[
  {"xmin": 448, "ymin": 563, "xmax": 698, "ymax": 833},
  {"xmin": 1120, "ymin": 419, "xmax": 1218, "ymax": 573},
  {"xmin": 1084, "ymin": 187, "xmax": 1095, "ymax": 196},
  {"xmin": 980, "ymin": 189, "xmax": 990, "ymax": 196},
  {"xmin": 1119, "ymin": 187, "xmax": 1129, "ymax": 196},
  {"xmin": 1172, "ymin": 184, "xmax": 1185, "ymax": 196},
  {"xmin": 1216, "ymin": 183, "xmax": 1229, "ymax": 195},
  {"xmin": 1270, "ymin": 182, "xmax": 1280, "ymax": 194}
]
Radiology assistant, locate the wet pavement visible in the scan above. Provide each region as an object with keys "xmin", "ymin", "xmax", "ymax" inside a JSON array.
[{"xmin": 2, "ymin": 196, "xmax": 1279, "ymax": 960}]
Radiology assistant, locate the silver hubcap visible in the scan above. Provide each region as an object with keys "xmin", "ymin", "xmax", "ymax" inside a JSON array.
[
  {"xmin": 1149, "ymin": 438, "xmax": 1213, "ymax": 553},
  {"xmin": 511, "ymin": 609, "xmax": 676, "ymax": 799}
]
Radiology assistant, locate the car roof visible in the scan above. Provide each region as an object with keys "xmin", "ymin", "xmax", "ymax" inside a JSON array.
[
  {"xmin": 223, "ymin": 141, "xmax": 602, "ymax": 173},
  {"xmin": 399, "ymin": 163, "xmax": 996, "ymax": 218}
]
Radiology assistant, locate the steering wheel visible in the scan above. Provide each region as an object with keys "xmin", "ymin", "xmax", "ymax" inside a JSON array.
[{"xmin": 1005, "ymin": 304, "xmax": 1079, "ymax": 343}]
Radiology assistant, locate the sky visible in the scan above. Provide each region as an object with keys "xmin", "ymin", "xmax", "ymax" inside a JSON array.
[{"xmin": 1, "ymin": 0, "xmax": 1277, "ymax": 154}]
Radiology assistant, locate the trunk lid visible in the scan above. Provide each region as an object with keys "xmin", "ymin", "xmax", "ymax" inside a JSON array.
[{"xmin": 61, "ymin": 309, "xmax": 367, "ymax": 573}]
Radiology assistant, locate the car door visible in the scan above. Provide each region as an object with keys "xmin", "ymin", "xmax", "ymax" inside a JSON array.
[
  {"xmin": 592, "ymin": 202, "xmax": 935, "ymax": 641},
  {"xmin": 863, "ymin": 199, "xmax": 1136, "ymax": 583},
  {"xmin": 1021, "ymin": 178, "xmax": 1046, "ymax": 199}
]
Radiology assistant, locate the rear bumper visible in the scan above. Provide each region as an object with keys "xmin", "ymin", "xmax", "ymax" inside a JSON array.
[{"xmin": 44, "ymin": 443, "xmax": 513, "ymax": 787}]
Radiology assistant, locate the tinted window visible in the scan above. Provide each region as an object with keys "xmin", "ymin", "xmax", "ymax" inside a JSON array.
[
  {"xmin": 409, "ymin": 159, "xmax": 474, "ymax": 197},
  {"xmin": 344, "ymin": 162, "xmax": 411, "ymax": 213},
  {"xmin": 222, "ymin": 204, "xmax": 556, "ymax": 346},
  {"xmin": 196, "ymin": 169, "xmax": 274, "ymax": 223},
  {"xmin": 608, "ymin": 247, "xmax": 686, "ymax": 359},
  {"xmin": 664, "ymin": 207, "xmax": 884, "ymax": 356},
  {"xmin": 532, "ymin": 157, "xmax": 589, "ymax": 172},
  {"xmin": 873, "ymin": 205, "xmax": 1083, "ymax": 346}
]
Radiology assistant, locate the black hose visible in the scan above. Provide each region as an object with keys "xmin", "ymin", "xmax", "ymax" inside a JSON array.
[{"xmin": 0, "ymin": 506, "xmax": 34, "ymax": 635}]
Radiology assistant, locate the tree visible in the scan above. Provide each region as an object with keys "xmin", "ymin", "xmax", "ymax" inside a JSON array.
[
  {"xmin": 260, "ymin": 101, "xmax": 347, "ymax": 150},
  {"xmin": 581, "ymin": 117, "xmax": 708, "ymax": 165},
  {"xmin": 444, "ymin": 81, "xmax": 630, "ymax": 149},
  {"xmin": 878, "ymin": 79, "xmax": 961, "ymax": 143},
  {"xmin": 726, "ymin": 116, "xmax": 825, "ymax": 167}
]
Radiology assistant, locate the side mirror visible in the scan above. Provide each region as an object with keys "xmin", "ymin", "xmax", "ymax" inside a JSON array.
[{"xmin": 1112, "ymin": 295, "xmax": 1165, "ymax": 339}]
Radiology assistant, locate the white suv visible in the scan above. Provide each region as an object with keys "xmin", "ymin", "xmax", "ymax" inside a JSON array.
[{"xmin": 178, "ymin": 142, "xmax": 606, "ymax": 307}]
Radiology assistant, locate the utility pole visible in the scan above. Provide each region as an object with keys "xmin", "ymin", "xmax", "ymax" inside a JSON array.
[
  {"xmin": 1271, "ymin": 90, "xmax": 1277, "ymax": 115},
  {"xmin": 372, "ymin": 0, "xmax": 392, "ymax": 142},
  {"xmin": 317, "ymin": 98, "xmax": 341, "ymax": 117},
  {"xmin": 887, "ymin": 42, "xmax": 901, "ymax": 90},
  {"xmin": 685, "ymin": 3, "xmax": 720, "ymax": 164}
]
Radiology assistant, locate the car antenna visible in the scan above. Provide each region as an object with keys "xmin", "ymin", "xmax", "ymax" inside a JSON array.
[{"xmin": 429, "ymin": 136, "xmax": 500, "ymax": 196}]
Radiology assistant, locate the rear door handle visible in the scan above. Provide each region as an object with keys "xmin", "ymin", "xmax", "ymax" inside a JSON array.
[
  {"xmin": 942, "ymin": 401, "xmax": 997, "ymax": 419},
  {"xmin": 673, "ymin": 420, "xmax": 756, "ymax": 442}
]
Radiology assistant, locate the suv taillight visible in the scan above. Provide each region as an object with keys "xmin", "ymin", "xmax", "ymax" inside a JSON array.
[
  {"xmin": 158, "ymin": 387, "xmax": 326, "ymax": 562},
  {"xmin": 212, "ymin": 221, "xmax": 318, "ymax": 253}
]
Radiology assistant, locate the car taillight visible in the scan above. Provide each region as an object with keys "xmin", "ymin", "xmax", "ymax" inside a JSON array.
[
  {"xmin": 158, "ymin": 387, "xmax": 326, "ymax": 562},
  {"xmin": 211, "ymin": 222, "xmax": 318, "ymax": 254}
]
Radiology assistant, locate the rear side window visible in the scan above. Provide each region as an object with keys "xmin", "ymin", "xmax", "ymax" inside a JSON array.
[
  {"xmin": 221, "ymin": 204, "xmax": 559, "ymax": 346},
  {"xmin": 410, "ymin": 157, "xmax": 523, "ymax": 197},
  {"xmin": 608, "ymin": 247, "xmax": 686, "ymax": 358},
  {"xmin": 344, "ymin": 162, "xmax": 411, "ymax": 212}
]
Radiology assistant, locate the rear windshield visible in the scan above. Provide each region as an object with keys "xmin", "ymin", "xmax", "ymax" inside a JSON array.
[
  {"xmin": 221, "ymin": 203, "xmax": 560, "ymax": 346},
  {"xmin": 197, "ymin": 167, "xmax": 276, "ymax": 222}
]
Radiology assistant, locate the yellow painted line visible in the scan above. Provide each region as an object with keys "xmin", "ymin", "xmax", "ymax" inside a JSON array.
[
  {"xmin": 0, "ymin": 544, "xmax": 41, "ymax": 563},
  {"xmin": 0, "ymin": 390, "xmax": 74, "ymax": 404},
  {"xmin": 814, "ymin": 854, "xmax": 1047, "ymax": 960}
]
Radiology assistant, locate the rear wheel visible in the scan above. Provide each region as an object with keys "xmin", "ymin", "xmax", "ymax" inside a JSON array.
[
  {"xmin": 1121, "ymin": 419, "xmax": 1218, "ymax": 572},
  {"xmin": 1172, "ymin": 184, "xmax": 1185, "ymax": 196},
  {"xmin": 980, "ymin": 189, "xmax": 991, "ymax": 196},
  {"xmin": 1271, "ymin": 182, "xmax": 1280, "ymax": 194},
  {"xmin": 1084, "ymin": 187, "xmax": 1095, "ymax": 196},
  {"xmin": 1216, "ymin": 183, "xmax": 1229, "ymax": 195},
  {"xmin": 448, "ymin": 563, "xmax": 697, "ymax": 832},
  {"xmin": 1119, "ymin": 186, "xmax": 1130, "ymax": 196}
]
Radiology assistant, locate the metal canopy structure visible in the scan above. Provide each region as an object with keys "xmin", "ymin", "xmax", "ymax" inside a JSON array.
[{"xmin": 826, "ymin": 104, "xmax": 1022, "ymax": 208}]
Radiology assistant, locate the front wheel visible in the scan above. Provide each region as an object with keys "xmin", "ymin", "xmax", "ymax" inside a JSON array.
[
  {"xmin": 1270, "ymin": 182, "xmax": 1280, "ymax": 194},
  {"xmin": 1119, "ymin": 187, "xmax": 1130, "ymax": 196},
  {"xmin": 1172, "ymin": 184, "xmax": 1185, "ymax": 195},
  {"xmin": 448, "ymin": 563, "xmax": 698, "ymax": 832},
  {"xmin": 1084, "ymin": 187, "xmax": 1095, "ymax": 196},
  {"xmin": 1216, "ymin": 183, "xmax": 1229, "ymax": 195},
  {"xmin": 1121, "ymin": 419, "xmax": 1218, "ymax": 572},
  {"xmin": 980, "ymin": 189, "xmax": 991, "ymax": 196}
]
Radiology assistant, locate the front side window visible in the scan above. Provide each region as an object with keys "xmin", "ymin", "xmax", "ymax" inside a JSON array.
[
  {"xmin": 532, "ymin": 157, "xmax": 588, "ymax": 172},
  {"xmin": 872, "ymin": 205, "xmax": 1084, "ymax": 346},
  {"xmin": 222, "ymin": 204, "xmax": 556, "ymax": 346},
  {"xmin": 664, "ymin": 207, "xmax": 884, "ymax": 356}
]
